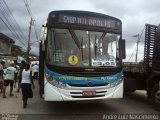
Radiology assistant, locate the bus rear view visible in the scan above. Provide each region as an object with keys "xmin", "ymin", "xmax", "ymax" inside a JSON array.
[{"xmin": 39, "ymin": 10, "xmax": 126, "ymax": 101}]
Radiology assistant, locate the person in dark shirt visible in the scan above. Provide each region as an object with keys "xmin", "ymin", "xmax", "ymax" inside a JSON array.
[{"xmin": 17, "ymin": 61, "xmax": 26, "ymax": 92}]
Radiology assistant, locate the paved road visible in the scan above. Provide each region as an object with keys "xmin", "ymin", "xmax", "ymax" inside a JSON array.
[{"xmin": 0, "ymin": 80, "xmax": 159, "ymax": 120}]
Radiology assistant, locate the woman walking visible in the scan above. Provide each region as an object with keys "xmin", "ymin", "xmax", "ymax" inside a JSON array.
[{"xmin": 20, "ymin": 64, "xmax": 35, "ymax": 108}]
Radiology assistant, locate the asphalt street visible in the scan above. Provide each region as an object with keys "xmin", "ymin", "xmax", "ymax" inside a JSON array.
[{"xmin": 0, "ymin": 80, "xmax": 159, "ymax": 120}]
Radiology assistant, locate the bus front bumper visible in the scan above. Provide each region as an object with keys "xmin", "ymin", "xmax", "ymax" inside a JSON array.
[{"xmin": 44, "ymin": 81, "xmax": 123, "ymax": 101}]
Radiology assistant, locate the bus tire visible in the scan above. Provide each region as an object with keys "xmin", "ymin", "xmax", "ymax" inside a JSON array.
[
  {"xmin": 151, "ymin": 83, "xmax": 160, "ymax": 111},
  {"xmin": 124, "ymin": 78, "xmax": 136, "ymax": 93},
  {"xmin": 124, "ymin": 88, "xmax": 136, "ymax": 93}
]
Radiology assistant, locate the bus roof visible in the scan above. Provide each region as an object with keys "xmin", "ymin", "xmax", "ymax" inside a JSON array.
[{"xmin": 48, "ymin": 10, "xmax": 121, "ymax": 22}]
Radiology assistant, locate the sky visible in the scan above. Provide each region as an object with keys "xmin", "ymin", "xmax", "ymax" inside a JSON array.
[{"xmin": 0, "ymin": 0, "xmax": 160, "ymax": 62}]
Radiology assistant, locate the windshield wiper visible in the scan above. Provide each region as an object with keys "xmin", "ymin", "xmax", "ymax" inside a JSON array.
[
  {"xmin": 81, "ymin": 37, "xmax": 84, "ymax": 61},
  {"xmin": 69, "ymin": 29, "xmax": 81, "ymax": 50},
  {"xmin": 99, "ymin": 31, "xmax": 107, "ymax": 42},
  {"xmin": 94, "ymin": 31, "xmax": 107, "ymax": 59},
  {"xmin": 95, "ymin": 35, "xmax": 97, "ymax": 59}
]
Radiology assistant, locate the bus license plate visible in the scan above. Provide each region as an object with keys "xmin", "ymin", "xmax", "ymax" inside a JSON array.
[{"xmin": 82, "ymin": 91, "xmax": 96, "ymax": 96}]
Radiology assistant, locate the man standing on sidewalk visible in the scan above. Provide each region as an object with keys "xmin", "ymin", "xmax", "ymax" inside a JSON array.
[
  {"xmin": 32, "ymin": 63, "xmax": 39, "ymax": 80},
  {"xmin": 3, "ymin": 63, "xmax": 17, "ymax": 98}
]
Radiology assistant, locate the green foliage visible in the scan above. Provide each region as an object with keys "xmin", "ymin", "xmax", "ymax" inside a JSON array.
[{"xmin": 11, "ymin": 45, "xmax": 26, "ymax": 56}]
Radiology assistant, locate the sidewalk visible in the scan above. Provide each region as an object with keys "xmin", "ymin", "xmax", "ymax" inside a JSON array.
[{"xmin": 0, "ymin": 80, "xmax": 44, "ymax": 114}]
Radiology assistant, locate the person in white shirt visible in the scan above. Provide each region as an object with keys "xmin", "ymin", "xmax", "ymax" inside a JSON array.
[
  {"xmin": 20, "ymin": 64, "xmax": 35, "ymax": 108},
  {"xmin": 31, "ymin": 63, "xmax": 39, "ymax": 80}
]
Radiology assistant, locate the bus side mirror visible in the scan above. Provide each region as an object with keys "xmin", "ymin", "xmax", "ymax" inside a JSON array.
[
  {"xmin": 122, "ymin": 39, "xmax": 126, "ymax": 59},
  {"xmin": 40, "ymin": 25, "xmax": 47, "ymax": 51}
]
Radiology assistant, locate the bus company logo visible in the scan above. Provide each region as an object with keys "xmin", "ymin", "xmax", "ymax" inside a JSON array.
[
  {"xmin": 88, "ymin": 82, "xmax": 93, "ymax": 87},
  {"xmin": 101, "ymin": 77, "xmax": 107, "ymax": 80},
  {"xmin": 107, "ymin": 76, "xmax": 117, "ymax": 80},
  {"xmin": 59, "ymin": 76, "xmax": 88, "ymax": 81},
  {"xmin": 101, "ymin": 76, "xmax": 117, "ymax": 80}
]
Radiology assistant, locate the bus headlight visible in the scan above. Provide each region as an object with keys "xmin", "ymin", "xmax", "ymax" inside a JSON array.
[
  {"xmin": 58, "ymin": 82, "xmax": 67, "ymax": 89},
  {"xmin": 109, "ymin": 76, "xmax": 123, "ymax": 88},
  {"xmin": 45, "ymin": 74, "xmax": 67, "ymax": 89},
  {"xmin": 50, "ymin": 79, "xmax": 59, "ymax": 87}
]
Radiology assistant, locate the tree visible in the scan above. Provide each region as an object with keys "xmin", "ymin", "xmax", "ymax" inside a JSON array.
[{"xmin": 11, "ymin": 45, "xmax": 26, "ymax": 56}]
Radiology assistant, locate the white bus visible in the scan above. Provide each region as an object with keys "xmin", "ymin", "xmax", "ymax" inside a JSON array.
[{"xmin": 39, "ymin": 10, "xmax": 126, "ymax": 101}]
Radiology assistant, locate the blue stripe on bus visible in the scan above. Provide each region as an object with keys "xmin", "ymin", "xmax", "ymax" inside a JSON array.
[{"xmin": 44, "ymin": 66, "xmax": 123, "ymax": 85}]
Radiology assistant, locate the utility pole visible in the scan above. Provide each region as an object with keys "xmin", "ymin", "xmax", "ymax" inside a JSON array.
[
  {"xmin": 135, "ymin": 34, "xmax": 140, "ymax": 62},
  {"xmin": 27, "ymin": 18, "xmax": 33, "ymax": 56}
]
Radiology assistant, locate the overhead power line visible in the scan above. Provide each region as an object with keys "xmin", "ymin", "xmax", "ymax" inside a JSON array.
[
  {"xmin": 2, "ymin": 0, "xmax": 28, "ymax": 44},
  {"xmin": 127, "ymin": 26, "xmax": 145, "ymax": 62},
  {"xmin": 23, "ymin": 0, "xmax": 39, "ymax": 54},
  {"xmin": 0, "ymin": 4, "xmax": 22, "ymax": 42},
  {"xmin": 0, "ymin": 0, "xmax": 28, "ymax": 49},
  {"xmin": 0, "ymin": 16, "xmax": 19, "ymax": 41},
  {"xmin": 23, "ymin": 0, "xmax": 39, "ymax": 42},
  {"xmin": 33, "ymin": 20, "xmax": 39, "ymax": 42},
  {"xmin": 24, "ymin": 0, "xmax": 33, "ymax": 19}
]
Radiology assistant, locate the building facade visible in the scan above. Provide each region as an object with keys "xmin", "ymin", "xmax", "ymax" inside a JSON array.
[{"xmin": 0, "ymin": 33, "xmax": 15, "ymax": 54}]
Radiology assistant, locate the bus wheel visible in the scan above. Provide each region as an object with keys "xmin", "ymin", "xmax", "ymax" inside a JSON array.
[{"xmin": 151, "ymin": 83, "xmax": 160, "ymax": 111}]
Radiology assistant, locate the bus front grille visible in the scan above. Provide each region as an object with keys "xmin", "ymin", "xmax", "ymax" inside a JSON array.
[
  {"xmin": 71, "ymin": 95, "xmax": 105, "ymax": 98},
  {"xmin": 70, "ymin": 91, "xmax": 107, "ymax": 98},
  {"xmin": 68, "ymin": 83, "xmax": 109, "ymax": 87}
]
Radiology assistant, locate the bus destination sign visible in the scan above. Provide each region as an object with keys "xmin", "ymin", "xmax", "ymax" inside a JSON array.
[{"xmin": 58, "ymin": 14, "xmax": 121, "ymax": 29}]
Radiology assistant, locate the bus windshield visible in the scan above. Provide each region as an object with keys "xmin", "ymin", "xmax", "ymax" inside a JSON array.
[{"xmin": 46, "ymin": 28, "xmax": 120, "ymax": 67}]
